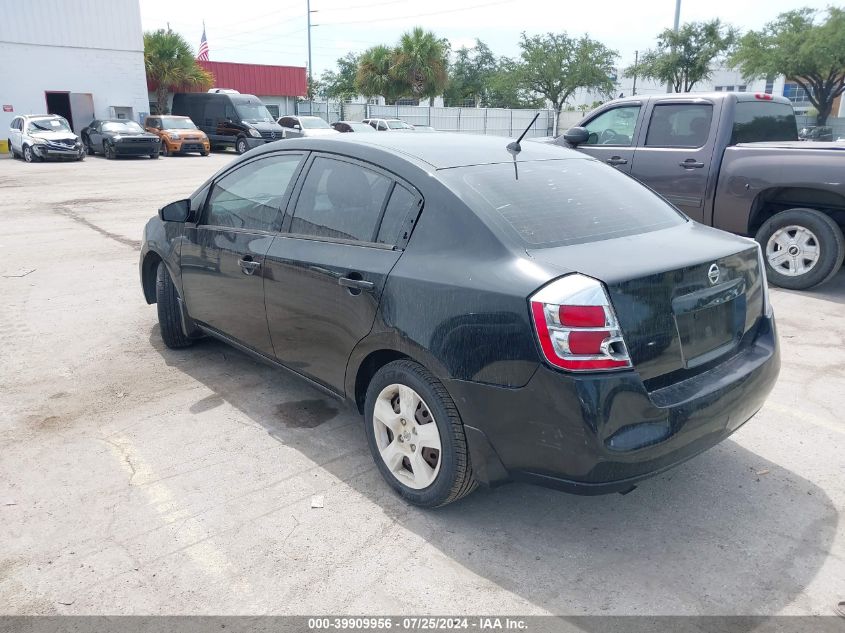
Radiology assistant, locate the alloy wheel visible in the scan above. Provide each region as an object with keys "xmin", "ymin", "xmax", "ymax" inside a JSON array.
[
  {"xmin": 372, "ymin": 384, "xmax": 442, "ymax": 490},
  {"xmin": 23, "ymin": 146, "xmax": 33, "ymax": 163},
  {"xmin": 766, "ymin": 225, "xmax": 820, "ymax": 277}
]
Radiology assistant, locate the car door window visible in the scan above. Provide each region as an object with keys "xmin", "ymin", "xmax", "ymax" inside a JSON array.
[
  {"xmin": 583, "ymin": 106, "xmax": 640, "ymax": 145},
  {"xmin": 377, "ymin": 121, "xmax": 388, "ymax": 131},
  {"xmin": 377, "ymin": 184, "xmax": 419, "ymax": 246},
  {"xmin": 280, "ymin": 117, "xmax": 295, "ymax": 128},
  {"xmin": 290, "ymin": 156, "xmax": 392, "ymax": 242},
  {"xmin": 645, "ymin": 104, "xmax": 713, "ymax": 148},
  {"xmin": 203, "ymin": 154, "xmax": 303, "ymax": 231}
]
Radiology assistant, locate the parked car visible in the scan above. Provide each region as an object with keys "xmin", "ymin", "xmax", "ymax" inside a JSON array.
[
  {"xmin": 140, "ymin": 133, "xmax": 779, "ymax": 507},
  {"xmin": 144, "ymin": 115, "xmax": 210, "ymax": 156},
  {"xmin": 411, "ymin": 125, "xmax": 437, "ymax": 132},
  {"xmin": 171, "ymin": 91, "xmax": 284, "ymax": 155},
  {"xmin": 277, "ymin": 115, "xmax": 339, "ymax": 139},
  {"xmin": 798, "ymin": 125, "xmax": 834, "ymax": 141},
  {"xmin": 331, "ymin": 120, "xmax": 377, "ymax": 133},
  {"xmin": 556, "ymin": 92, "xmax": 845, "ymax": 290},
  {"xmin": 7, "ymin": 114, "xmax": 84, "ymax": 162},
  {"xmin": 81, "ymin": 119, "xmax": 160, "ymax": 159},
  {"xmin": 362, "ymin": 118, "xmax": 415, "ymax": 131}
]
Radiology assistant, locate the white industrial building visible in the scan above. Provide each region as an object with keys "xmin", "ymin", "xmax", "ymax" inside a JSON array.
[{"xmin": 0, "ymin": 0, "xmax": 149, "ymax": 134}]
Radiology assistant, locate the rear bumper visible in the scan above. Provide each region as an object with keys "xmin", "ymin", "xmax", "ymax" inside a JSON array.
[{"xmin": 446, "ymin": 314, "xmax": 780, "ymax": 494}]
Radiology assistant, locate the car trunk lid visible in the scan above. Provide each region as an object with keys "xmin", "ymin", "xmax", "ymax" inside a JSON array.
[{"xmin": 527, "ymin": 222, "xmax": 765, "ymax": 385}]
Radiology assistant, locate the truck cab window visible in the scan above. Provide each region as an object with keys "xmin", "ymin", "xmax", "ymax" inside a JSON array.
[
  {"xmin": 645, "ymin": 104, "xmax": 713, "ymax": 148},
  {"xmin": 584, "ymin": 106, "xmax": 640, "ymax": 146}
]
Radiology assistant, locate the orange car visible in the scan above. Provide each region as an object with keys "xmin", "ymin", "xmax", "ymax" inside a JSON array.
[{"xmin": 144, "ymin": 115, "xmax": 210, "ymax": 156}]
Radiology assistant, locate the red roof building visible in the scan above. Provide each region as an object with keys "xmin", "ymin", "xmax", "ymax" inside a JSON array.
[{"xmin": 147, "ymin": 60, "xmax": 307, "ymax": 118}]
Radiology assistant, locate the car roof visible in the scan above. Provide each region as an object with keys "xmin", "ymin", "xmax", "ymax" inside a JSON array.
[
  {"xmin": 608, "ymin": 91, "xmax": 792, "ymax": 106},
  {"xmin": 251, "ymin": 132, "xmax": 583, "ymax": 170}
]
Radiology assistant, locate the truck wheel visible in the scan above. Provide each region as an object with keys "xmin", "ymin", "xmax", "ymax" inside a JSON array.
[
  {"xmin": 756, "ymin": 208, "xmax": 844, "ymax": 290},
  {"xmin": 364, "ymin": 360, "xmax": 477, "ymax": 508},
  {"xmin": 155, "ymin": 262, "xmax": 193, "ymax": 349},
  {"xmin": 235, "ymin": 137, "xmax": 249, "ymax": 155}
]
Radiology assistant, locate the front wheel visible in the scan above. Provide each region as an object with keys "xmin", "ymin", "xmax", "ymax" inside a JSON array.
[
  {"xmin": 364, "ymin": 360, "xmax": 476, "ymax": 507},
  {"xmin": 235, "ymin": 137, "xmax": 249, "ymax": 155},
  {"xmin": 756, "ymin": 208, "xmax": 844, "ymax": 290},
  {"xmin": 150, "ymin": 151, "xmax": 159, "ymax": 159},
  {"xmin": 155, "ymin": 262, "xmax": 193, "ymax": 349},
  {"xmin": 104, "ymin": 141, "xmax": 116, "ymax": 159},
  {"xmin": 23, "ymin": 145, "xmax": 36, "ymax": 163}
]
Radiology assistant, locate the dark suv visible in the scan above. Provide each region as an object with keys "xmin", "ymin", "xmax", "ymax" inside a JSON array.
[
  {"xmin": 141, "ymin": 134, "xmax": 779, "ymax": 507},
  {"xmin": 171, "ymin": 91, "xmax": 285, "ymax": 155}
]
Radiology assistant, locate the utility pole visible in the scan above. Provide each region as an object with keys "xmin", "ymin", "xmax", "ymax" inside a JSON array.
[
  {"xmin": 306, "ymin": 0, "xmax": 319, "ymax": 105},
  {"xmin": 667, "ymin": 0, "xmax": 681, "ymax": 93},
  {"xmin": 632, "ymin": 50, "xmax": 638, "ymax": 96}
]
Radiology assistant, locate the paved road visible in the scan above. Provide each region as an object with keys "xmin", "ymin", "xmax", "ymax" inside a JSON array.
[{"xmin": 0, "ymin": 151, "xmax": 843, "ymax": 616}]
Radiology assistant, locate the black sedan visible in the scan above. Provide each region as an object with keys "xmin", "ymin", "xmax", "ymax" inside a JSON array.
[
  {"xmin": 81, "ymin": 119, "xmax": 160, "ymax": 159},
  {"xmin": 139, "ymin": 134, "xmax": 779, "ymax": 507}
]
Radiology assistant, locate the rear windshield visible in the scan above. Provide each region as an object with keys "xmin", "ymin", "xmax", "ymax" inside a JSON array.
[
  {"xmin": 731, "ymin": 101, "xmax": 798, "ymax": 144},
  {"xmin": 441, "ymin": 159, "xmax": 686, "ymax": 247}
]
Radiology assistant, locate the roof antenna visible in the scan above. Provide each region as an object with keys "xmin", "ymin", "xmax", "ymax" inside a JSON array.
[{"xmin": 506, "ymin": 111, "xmax": 540, "ymax": 180}]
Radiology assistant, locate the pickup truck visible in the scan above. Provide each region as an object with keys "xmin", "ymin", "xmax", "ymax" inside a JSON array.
[{"xmin": 555, "ymin": 92, "xmax": 845, "ymax": 289}]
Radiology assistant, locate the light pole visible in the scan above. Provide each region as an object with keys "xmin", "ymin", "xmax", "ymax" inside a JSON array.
[
  {"xmin": 632, "ymin": 50, "xmax": 638, "ymax": 96},
  {"xmin": 307, "ymin": 0, "xmax": 313, "ymax": 101},
  {"xmin": 667, "ymin": 0, "xmax": 681, "ymax": 93}
]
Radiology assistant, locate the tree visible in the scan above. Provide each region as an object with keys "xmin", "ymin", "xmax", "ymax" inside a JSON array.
[
  {"xmin": 393, "ymin": 27, "xmax": 449, "ymax": 106},
  {"xmin": 355, "ymin": 45, "xmax": 405, "ymax": 104},
  {"xmin": 143, "ymin": 29, "xmax": 213, "ymax": 115},
  {"xmin": 485, "ymin": 58, "xmax": 545, "ymax": 109},
  {"xmin": 628, "ymin": 20, "xmax": 737, "ymax": 93},
  {"xmin": 516, "ymin": 32, "xmax": 617, "ymax": 115},
  {"xmin": 731, "ymin": 7, "xmax": 845, "ymax": 125},
  {"xmin": 444, "ymin": 39, "xmax": 498, "ymax": 106},
  {"xmin": 320, "ymin": 52, "xmax": 360, "ymax": 101}
]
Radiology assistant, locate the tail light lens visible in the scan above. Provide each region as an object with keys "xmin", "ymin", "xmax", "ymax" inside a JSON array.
[{"xmin": 529, "ymin": 274, "xmax": 632, "ymax": 372}]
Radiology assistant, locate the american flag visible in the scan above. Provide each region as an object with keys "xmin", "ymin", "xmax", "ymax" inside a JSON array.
[{"xmin": 197, "ymin": 24, "xmax": 209, "ymax": 61}]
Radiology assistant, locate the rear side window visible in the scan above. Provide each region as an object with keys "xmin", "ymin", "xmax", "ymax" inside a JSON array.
[
  {"xmin": 442, "ymin": 160, "xmax": 686, "ymax": 247},
  {"xmin": 377, "ymin": 184, "xmax": 419, "ymax": 246},
  {"xmin": 203, "ymin": 154, "xmax": 302, "ymax": 231},
  {"xmin": 290, "ymin": 157, "xmax": 392, "ymax": 242},
  {"xmin": 730, "ymin": 101, "xmax": 798, "ymax": 144},
  {"xmin": 645, "ymin": 104, "xmax": 712, "ymax": 148}
]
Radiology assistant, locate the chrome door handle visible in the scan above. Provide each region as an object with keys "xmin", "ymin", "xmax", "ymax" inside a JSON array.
[
  {"xmin": 679, "ymin": 159, "xmax": 705, "ymax": 169},
  {"xmin": 238, "ymin": 258, "xmax": 261, "ymax": 275},
  {"xmin": 606, "ymin": 156, "xmax": 628, "ymax": 166},
  {"xmin": 339, "ymin": 276, "xmax": 375, "ymax": 292}
]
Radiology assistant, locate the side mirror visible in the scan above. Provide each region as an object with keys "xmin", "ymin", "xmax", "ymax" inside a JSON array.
[
  {"xmin": 293, "ymin": 124, "xmax": 301, "ymax": 130},
  {"xmin": 563, "ymin": 126, "xmax": 590, "ymax": 146},
  {"xmin": 159, "ymin": 199, "xmax": 190, "ymax": 223}
]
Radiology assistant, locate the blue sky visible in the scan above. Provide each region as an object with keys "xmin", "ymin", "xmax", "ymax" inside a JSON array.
[{"xmin": 139, "ymin": 0, "xmax": 834, "ymax": 78}]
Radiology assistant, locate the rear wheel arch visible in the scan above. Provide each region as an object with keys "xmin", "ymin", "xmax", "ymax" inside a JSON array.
[
  {"xmin": 353, "ymin": 349, "xmax": 411, "ymax": 413},
  {"xmin": 748, "ymin": 187, "xmax": 845, "ymax": 236}
]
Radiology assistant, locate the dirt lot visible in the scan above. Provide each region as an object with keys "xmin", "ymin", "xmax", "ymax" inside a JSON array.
[{"xmin": 1, "ymin": 151, "xmax": 843, "ymax": 616}]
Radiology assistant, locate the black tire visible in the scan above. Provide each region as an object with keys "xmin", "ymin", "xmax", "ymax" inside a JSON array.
[
  {"xmin": 104, "ymin": 141, "xmax": 115, "ymax": 159},
  {"xmin": 150, "ymin": 151, "xmax": 159, "ymax": 159},
  {"xmin": 235, "ymin": 137, "xmax": 249, "ymax": 155},
  {"xmin": 755, "ymin": 208, "xmax": 845, "ymax": 290},
  {"xmin": 200, "ymin": 150, "xmax": 209, "ymax": 156},
  {"xmin": 77, "ymin": 153, "xmax": 85, "ymax": 162},
  {"xmin": 22, "ymin": 145, "xmax": 35, "ymax": 163},
  {"xmin": 85, "ymin": 139, "xmax": 94, "ymax": 155},
  {"xmin": 6, "ymin": 140, "xmax": 14, "ymax": 159},
  {"xmin": 155, "ymin": 262, "xmax": 193, "ymax": 349},
  {"xmin": 364, "ymin": 360, "xmax": 476, "ymax": 507}
]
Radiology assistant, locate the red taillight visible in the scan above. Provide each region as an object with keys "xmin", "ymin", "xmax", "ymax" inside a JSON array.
[
  {"xmin": 559, "ymin": 305, "xmax": 606, "ymax": 327},
  {"xmin": 529, "ymin": 274, "xmax": 632, "ymax": 372},
  {"xmin": 754, "ymin": 93, "xmax": 773, "ymax": 101}
]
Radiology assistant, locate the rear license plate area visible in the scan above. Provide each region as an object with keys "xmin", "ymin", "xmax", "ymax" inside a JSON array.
[{"xmin": 672, "ymin": 278, "xmax": 746, "ymax": 368}]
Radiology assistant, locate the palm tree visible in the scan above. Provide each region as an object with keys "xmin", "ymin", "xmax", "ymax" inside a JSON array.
[
  {"xmin": 144, "ymin": 30, "xmax": 213, "ymax": 115},
  {"xmin": 393, "ymin": 27, "xmax": 449, "ymax": 105},
  {"xmin": 355, "ymin": 45, "xmax": 404, "ymax": 104}
]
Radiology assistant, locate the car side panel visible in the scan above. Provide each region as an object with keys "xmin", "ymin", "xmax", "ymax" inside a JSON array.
[{"xmin": 713, "ymin": 145, "xmax": 845, "ymax": 235}]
